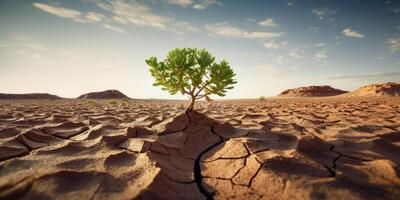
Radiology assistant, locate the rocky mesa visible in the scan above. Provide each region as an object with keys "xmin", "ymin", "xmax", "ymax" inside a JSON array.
[
  {"xmin": 279, "ymin": 85, "xmax": 348, "ymax": 97},
  {"xmin": 77, "ymin": 89, "xmax": 129, "ymax": 99},
  {"xmin": 0, "ymin": 93, "xmax": 62, "ymax": 99}
]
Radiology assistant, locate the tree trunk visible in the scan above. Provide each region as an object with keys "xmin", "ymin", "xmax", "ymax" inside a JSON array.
[{"xmin": 186, "ymin": 96, "xmax": 195, "ymax": 113}]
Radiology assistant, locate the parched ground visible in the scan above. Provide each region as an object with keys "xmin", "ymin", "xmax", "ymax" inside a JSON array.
[{"xmin": 0, "ymin": 97, "xmax": 399, "ymax": 200}]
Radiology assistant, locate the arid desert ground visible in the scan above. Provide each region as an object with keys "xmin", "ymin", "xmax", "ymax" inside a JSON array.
[{"xmin": 1, "ymin": 97, "xmax": 400, "ymax": 200}]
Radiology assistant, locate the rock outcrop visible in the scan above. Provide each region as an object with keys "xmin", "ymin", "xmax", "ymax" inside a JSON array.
[
  {"xmin": 0, "ymin": 93, "xmax": 62, "ymax": 99},
  {"xmin": 279, "ymin": 85, "xmax": 348, "ymax": 97},
  {"xmin": 344, "ymin": 82, "xmax": 400, "ymax": 97},
  {"xmin": 77, "ymin": 89, "xmax": 129, "ymax": 99}
]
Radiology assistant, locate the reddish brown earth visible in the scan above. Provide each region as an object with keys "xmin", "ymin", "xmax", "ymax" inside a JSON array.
[
  {"xmin": 0, "ymin": 97, "xmax": 400, "ymax": 199},
  {"xmin": 77, "ymin": 89, "xmax": 129, "ymax": 99},
  {"xmin": 279, "ymin": 86, "xmax": 348, "ymax": 97}
]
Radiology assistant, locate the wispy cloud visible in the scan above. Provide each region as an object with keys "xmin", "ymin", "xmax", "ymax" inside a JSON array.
[
  {"xmin": 165, "ymin": 0, "xmax": 221, "ymax": 9},
  {"xmin": 313, "ymin": 51, "xmax": 327, "ymax": 62},
  {"xmin": 85, "ymin": 12, "xmax": 105, "ymax": 22},
  {"xmin": 97, "ymin": 0, "xmax": 197, "ymax": 34},
  {"xmin": 33, "ymin": 2, "xmax": 124, "ymax": 33},
  {"xmin": 312, "ymin": 7, "xmax": 338, "ymax": 21},
  {"xmin": 103, "ymin": 24, "xmax": 125, "ymax": 33},
  {"xmin": 315, "ymin": 42, "xmax": 326, "ymax": 47},
  {"xmin": 193, "ymin": 0, "xmax": 222, "ymax": 10},
  {"xmin": 259, "ymin": 18, "xmax": 278, "ymax": 27},
  {"xmin": 205, "ymin": 23, "xmax": 284, "ymax": 39},
  {"xmin": 287, "ymin": 47, "xmax": 304, "ymax": 59},
  {"xmin": 342, "ymin": 28, "xmax": 365, "ymax": 38},
  {"xmin": 33, "ymin": 3, "xmax": 82, "ymax": 20},
  {"xmin": 328, "ymin": 72, "xmax": 400, "ymax": 81},
  {"xmin": 263, "ymin": 40, "xmax": 287, "ymax": 49},
  {"xmin": 0, "ymin": 40, "xmax": 46, "ymax": 50},
  {"xmin": 97, "ymin": 0, "xmax": 167, "ymax": 30},
  {"xmin": 386, "ymin": 37, "xmax": 400, "ymax": 53},
  {"xmin": 166, "ymin": 0, "xmax": 194, "ymax": 7}
]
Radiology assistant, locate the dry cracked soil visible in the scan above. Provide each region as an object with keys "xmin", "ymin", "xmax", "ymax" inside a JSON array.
[{"xmin": 0, "ymin": 97, "xmax": 400, "ymax": 200}]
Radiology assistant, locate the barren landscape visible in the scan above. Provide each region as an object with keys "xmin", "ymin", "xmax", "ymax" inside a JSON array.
[
  {"xmin": 2, "ymin": 0, "xmax": 400, "ymax": 199},
  {"xmin": 1, "ymin": 96, "xmax": 400, "ymax": 200}
]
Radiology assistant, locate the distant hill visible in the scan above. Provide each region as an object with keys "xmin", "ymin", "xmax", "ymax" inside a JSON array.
[
  {"xmin": 0, "ymin": 93, "xmax": 62, "ymax": 99},
  {"xmin": 343, "ymin": 82, "xmax": 400, "ymax": 97},
  {"xmin": 279, "ymin": 85, "xmax": 348, "ymax": 97},
  {"xmin": 77, "ymin": 89, "xmax": 129, "ymax": 99}
]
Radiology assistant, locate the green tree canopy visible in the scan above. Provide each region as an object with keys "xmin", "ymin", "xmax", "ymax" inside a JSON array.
[{"xmin": 145, "ymin": 48, "xmax": 237, "ymax": 111}]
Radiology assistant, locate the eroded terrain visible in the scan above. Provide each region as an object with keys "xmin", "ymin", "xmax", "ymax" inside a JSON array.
[{"xmin": 0, "ymin": 97, "xmax": 399, "ymax": 199}]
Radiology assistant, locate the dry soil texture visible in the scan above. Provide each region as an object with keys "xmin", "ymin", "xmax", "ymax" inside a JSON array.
[{"xmin": 0, "ymin": 97, "xmax": 400, "ymax": 200}]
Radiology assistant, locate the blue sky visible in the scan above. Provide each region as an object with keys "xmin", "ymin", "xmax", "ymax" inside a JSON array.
[{"xmin": 0, "ymin": 0, "xmax": 399, "ymax": 98}]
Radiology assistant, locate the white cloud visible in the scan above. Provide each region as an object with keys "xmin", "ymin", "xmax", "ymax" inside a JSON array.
[
  {"xmin": 205, "ymin": 23, "xmax": 284, "ymax": 39},
  {"xmin": 103, "ymin": 24, "xmax": 126, "ymax": 33},
  {"xmin": 264, "ymin": 41, "xmax": 280, "ymax": 49},
  {"xmin": 193, "ymin": 0, "xmax": 222, "ymax": 10},
  {"xmin": 288, "ymin": 48, "xmax": 303, "ymax": 59},
  {"xmin": 259, "ymin": 18, "xmax": 278, "ymax": 27},
  {"xmin": 33, "ymin": 2, "xmax": 125, "ymax": 33},
  {"xmin": 97, "ymin": 0, "xmax": 167, "ymax": 30},
  {"xmin": 312, "ymin": 7, "xmax": 338, "ymax": 20},
  {"xmin": 85, "ymin": 12, "xmax": 105, "ymax": 22},
  {"xmin": 342, "ymin": 28, "xmax": 365, "ymax": 38},
  {"xmin": 33, "ymin": 3, "xmax": 81, "ymax": 20},
  {"xmin": 315, "ymin": 42, "xmax": 326, "ymax": 47},
  {"xmin": 97, "ymin": 0, "xmax": 196, "ymax": 34},
  {"xmin": 313, "ymin": 51, "xmax": 327, "ymax": 62},
  {"xmin": 273, "ymin": 55, "xmax": 285, "ymax": 64},
  {"xmin": 0, "ymin": 39, "xmax": 47, "ymax": 50},
  {"xmin": 167, "ymin": 0, "xmax": 194, "ymax": 7},
  {"xmin": 328, "ymin": 72, "xmax": 400, "ymax": 81},
  {"xmin": 387, "ymin": 37, "xmax": 400, "ymax": 53},
  {"xmin": 174, "ymin": 21, "xmax": 198, "ymax": 32},
  {"xmin": 288, "ymin": 52, "xmax": 301, "ymax": 58},
  {"xmin": 287, "ymin": 2, "xmax": 294, "ymax": 6},
  {"xmin": 263, "ymin": 40, "xmax": 287, "ymax": 49}
]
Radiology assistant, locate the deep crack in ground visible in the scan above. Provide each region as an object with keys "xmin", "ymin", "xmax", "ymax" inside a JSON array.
[{"xmin": 193, "ymin": 126, "xmax": 224, "ymax": 200}]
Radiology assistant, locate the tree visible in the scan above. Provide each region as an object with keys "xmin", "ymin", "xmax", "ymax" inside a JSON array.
[{"xmin": 146, "ymin": 48, "xmax": 237, "ymax": 112}]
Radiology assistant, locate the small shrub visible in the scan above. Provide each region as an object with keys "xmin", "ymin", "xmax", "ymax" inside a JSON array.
[
  {"xmin": 108, "ymin": 100, "xmax": 118, "ymax": 106},
  {"xmin": 146, "ymin": 48, "xmax": 237, "ymax": 111},
  {"xmin": 87, "ymin": 100, "xmax": 97, "ymax": 105},
  {"xmin": 259, "ymin": 96, "xmax": 266, "ymax": 101}
]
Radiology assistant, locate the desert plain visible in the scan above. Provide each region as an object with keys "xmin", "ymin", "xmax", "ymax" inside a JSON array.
[{"xmin": 0, "ymin": 96, "xmax": 400, "ymax": 200}]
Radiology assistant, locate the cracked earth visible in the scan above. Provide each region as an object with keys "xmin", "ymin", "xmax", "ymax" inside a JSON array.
[{"xmin": 0, "ymin": 97, "xmax": 400, "ymax": 199}]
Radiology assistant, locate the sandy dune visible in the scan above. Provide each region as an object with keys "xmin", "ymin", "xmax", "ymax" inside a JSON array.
[
  {"xmin": 0, "ymin": 97, "xmax": 400, "ymax": 199},
  {"xmin": 343, "ymin": 82, "xmax": 400, "ymax": 97}
]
